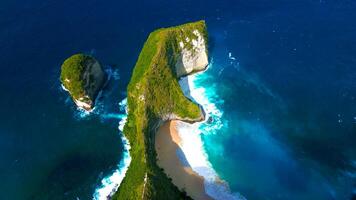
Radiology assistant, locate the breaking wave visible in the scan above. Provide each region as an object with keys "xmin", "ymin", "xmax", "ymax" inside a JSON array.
[
  {"xmin": 178, "ymin": 63, "xmax": 245, "ymax": 200},
  {"xmin": 59, "ymin": 67, "xmax": 132, "ymax": 199},
  {"xmin": 93, "ymin": 98, "xmax": 131, "ymax": 200}
]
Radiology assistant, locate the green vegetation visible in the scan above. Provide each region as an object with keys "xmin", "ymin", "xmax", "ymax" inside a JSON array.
[
  {"xmin": 60, "ymin": 53, "xmax": 93, "ymax": 100},
  {"xmin": 112, "ymin": 21, "xmax": 207, "ymax": 200}
]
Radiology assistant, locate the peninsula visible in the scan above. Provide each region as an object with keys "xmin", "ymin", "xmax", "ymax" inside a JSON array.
[
  {"xmin": 112, "ymin": 21, "xmax": 209, "ymax": 199},
  {"xmin": 60, "ymin": 54, "xmax": 106, "ymax": 111}
]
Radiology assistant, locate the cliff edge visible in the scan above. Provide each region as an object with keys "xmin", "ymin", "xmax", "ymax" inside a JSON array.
[
  {"xmin": 112, "ymin": 21, "xmax": 208, "ymax": 200},
  {"xmin": 60, "ymin": 54, "xmax": 106, "ymax": 111}
]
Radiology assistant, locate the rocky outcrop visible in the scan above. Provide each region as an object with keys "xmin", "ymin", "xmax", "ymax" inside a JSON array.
[
  {"xmin": 74, "ymin": 58, "xmax": 106, "ymax": 111},
  {"xmin": 60, "ymin": 54, "xmax": 106, "ymax": 111},
  {"xmin": 161, "ymin": 106, "xmax": 205, "ymax": 124},
  {"xmin": 175, "ymin": 29, "xmax": 208, "ymax": 77},
  {"xmin": 113, "ymin": 21, "xmax": 207, "ymax": 200}
]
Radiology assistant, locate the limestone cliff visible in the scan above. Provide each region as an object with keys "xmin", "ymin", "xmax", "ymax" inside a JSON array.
[
  {"xmin": 112, "ymin": 20, "xmax": 208, "ymax": 200},
  {"xmin": 175, "ymin": 29, "xmax": 208, "ymax": 77},
  {"xmin": 60, "ymin": 54, "xmax": 106, "ymax": 111}
]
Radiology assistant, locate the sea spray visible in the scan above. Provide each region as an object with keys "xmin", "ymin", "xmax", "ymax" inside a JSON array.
[
  {"xmin": 93, "ymin": 98, "xmax": 131, "ymax": 200},
  {"xmin": 178, "ymin": 64, "xmax": 245, "ymax": 200}
]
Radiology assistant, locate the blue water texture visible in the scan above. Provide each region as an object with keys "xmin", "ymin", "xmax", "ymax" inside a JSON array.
[{"xmin": 0, "ymin": 0, "xmax": 355, "ymax": 199}]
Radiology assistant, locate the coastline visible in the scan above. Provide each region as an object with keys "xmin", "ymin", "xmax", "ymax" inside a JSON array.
[
  {"xmin": 155, "ymin": 120, "xmax": 213, "ymax": 200},
  {"xmin": 93, "ymin": 98, "xmax": 131, "ymax": 200},
  {"xmin": 61, "ymin": 68, "xmax": 111, "ymax": 114},
  {"xmin": 156, "ymin": 66, "xmax": 244, "ymax": 200},
  {"xmin": 112, "ymin": 21, "xmax": 224, "ymax": 199},
  {"xmin": 153, "ymin": 58, "xmax": 215, "ymax": 199}
]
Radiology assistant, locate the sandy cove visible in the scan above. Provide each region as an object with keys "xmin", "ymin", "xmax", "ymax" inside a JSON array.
[{"xmin": 155, "ymin": 120, "xmax": 213, "ymax": 200}]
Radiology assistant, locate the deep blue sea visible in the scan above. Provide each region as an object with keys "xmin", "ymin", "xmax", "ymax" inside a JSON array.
[{"xmin": 1, "ymin": 0, "xmax": 355, "ymax": 199}]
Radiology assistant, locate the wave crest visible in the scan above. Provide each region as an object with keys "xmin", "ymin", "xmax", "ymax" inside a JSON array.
[
  {"xmin": 93, "ymin": 98, "xmax": 131, "ymax": 200},
  {"xmin": 178, "ymin": 64, "xmax": 245, "ymax": 200}
]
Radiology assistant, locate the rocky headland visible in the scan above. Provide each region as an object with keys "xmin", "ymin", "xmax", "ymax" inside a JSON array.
[{"xmin": 112, "ymin": 20, "xmax": 209, "ymax": 200}]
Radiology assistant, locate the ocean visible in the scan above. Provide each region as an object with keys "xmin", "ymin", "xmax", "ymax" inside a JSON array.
[{"xmin": 1, "ymin": 0, "xmax": 355, "ymax": 199}]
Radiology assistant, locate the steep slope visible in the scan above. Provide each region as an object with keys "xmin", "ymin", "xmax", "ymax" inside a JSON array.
[
  {"xmin": 60, "ymin": 54, "xmax": 106, "ymax": 111},
  {"xmin": 113, "ymin": 21, "xmax": 208, "ymax": 200}
]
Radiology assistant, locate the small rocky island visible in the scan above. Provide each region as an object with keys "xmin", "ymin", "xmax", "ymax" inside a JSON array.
[{"xmin": 60, "ymin": 54, "xmax": 106, "ymax": 111}]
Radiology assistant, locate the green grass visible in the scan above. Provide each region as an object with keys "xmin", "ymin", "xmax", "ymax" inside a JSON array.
[
  {"xmin": 112, "ymin": 20, "xmax": 207, "ymax": 200},
  {"xmin": 60, "ymin": 53, "xmax": 93, "ymax": 100}
]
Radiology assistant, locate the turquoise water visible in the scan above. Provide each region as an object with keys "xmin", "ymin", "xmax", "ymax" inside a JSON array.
[
  {"xmin": 197, "ymin": 57, "xmax": 355, "ymax": 199},
  {"xmin": 198, "ymin": 13, "xmax": 356, "ymax": 199},
  {"xmin": 1, "ymin": 0, "xmax": 355, "ymax": 199}
]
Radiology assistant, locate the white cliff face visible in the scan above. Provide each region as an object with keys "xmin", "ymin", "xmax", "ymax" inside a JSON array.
[
  {"xmin": 61, "ymin": 84, "xmax": 93, "ymax": 111},
  {"xmin": 175, "ymin": 29, "xmax": 208, "ymax": 77},
  {"xmin": 74, "ymin": 98, "xmax": 93, "ymax": 111}
]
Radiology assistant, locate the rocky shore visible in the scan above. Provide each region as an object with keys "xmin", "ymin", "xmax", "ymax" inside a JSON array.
[{"xmin": 60, "ymin": 54, "xmax": 106, "ymax": 111}]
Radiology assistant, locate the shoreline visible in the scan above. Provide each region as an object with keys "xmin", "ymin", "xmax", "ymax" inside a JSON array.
[
  {"xmin": 158, "ymin": 68, "xmax": 243, "ymax": 200},
  {"xmin": 155, "ymin": 120, "xmax": 213, "ymax": 200},
  {"xmin": 93, "ymin": 98, "xmax": 131, "ymax": 200},
  {"xmin": 61, "ymin": 67, "xmax": 111, "ymax": 113}
]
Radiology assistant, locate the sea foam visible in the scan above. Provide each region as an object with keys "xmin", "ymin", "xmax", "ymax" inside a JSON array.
[
  {"xmin": 177, "ymin": 64, "xmax": 245, "ymax": 200},
  {"xmin": 93, "ymin": 98, "xmax": 131, "ymax": 200},
  {"xmin": 60, "ymin": 67, "xmax": 132, "ymax": 199}
]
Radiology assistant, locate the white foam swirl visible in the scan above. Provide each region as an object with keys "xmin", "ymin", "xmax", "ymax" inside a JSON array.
[
  {"xmin": 93, "ymin": 98, "xmax": 131, "ymax": 200},
  {"xmin": 178, "ymin": 64, "xmax": 245, "ymax": 200}
]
